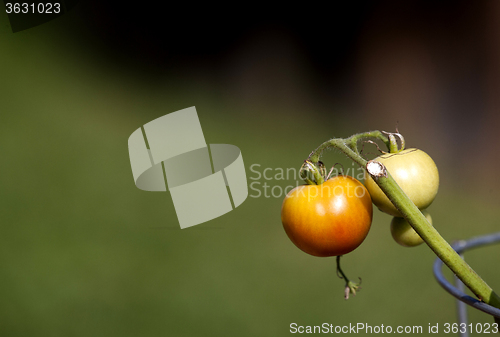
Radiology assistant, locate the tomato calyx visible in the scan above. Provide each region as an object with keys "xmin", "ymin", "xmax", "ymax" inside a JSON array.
[
  {"xmin": 381, "ymin": 131, "xmax": 405, "ymax": 154},
  {"xmin": 300, "ymin": 158, "xmax": 344, "ymax": 185},
  {"xmin": 336, "ymin": 256, "xmax": 362, "ymax": 300},
  {"xmin": 299, "ymin": 160, "xmax": 327, "ymax": 185}
]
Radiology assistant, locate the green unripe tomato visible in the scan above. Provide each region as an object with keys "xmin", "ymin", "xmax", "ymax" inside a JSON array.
[
  {"xmin": 391, "ymin": 211, "xmax": 432, "ymax": 247},
  {"xmin": 364, "ymin": 148, "xmax": 439, "ymax": 217}
]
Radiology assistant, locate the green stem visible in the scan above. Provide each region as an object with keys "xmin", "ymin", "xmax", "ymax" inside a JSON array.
[
  {"xmin": 375, "ymin": 172, "xmax": 500, "ymax": 309},
  {"xmin": 309, "ymin": 131, "xmax": 390, "ymax": 167},
  {"xmin": 308, "ymin": 131, "xmax": 500, "ymax": 313}
]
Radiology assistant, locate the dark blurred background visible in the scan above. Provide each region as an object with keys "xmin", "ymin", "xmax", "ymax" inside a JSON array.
[{"xmin": 1, "ymin": 1, "xmax": 500, "ymax": 336}]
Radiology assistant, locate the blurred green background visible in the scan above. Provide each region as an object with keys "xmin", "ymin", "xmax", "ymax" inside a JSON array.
[{"xmin": 1, "ymin": 2, "xmax": 500, "ymax": 336}]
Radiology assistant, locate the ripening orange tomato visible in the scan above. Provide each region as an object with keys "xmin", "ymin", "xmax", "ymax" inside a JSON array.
[{"xmin": 281, "ymin": 175, "xmax": 373, "ymax": 257}]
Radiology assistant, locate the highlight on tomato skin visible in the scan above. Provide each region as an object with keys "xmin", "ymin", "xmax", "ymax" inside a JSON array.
[{"xmin": 281, "ymin": 175, "xmax": 373, "ymax": 257}]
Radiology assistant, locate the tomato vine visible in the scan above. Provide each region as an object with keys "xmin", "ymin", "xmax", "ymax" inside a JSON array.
[{"xmin": 302, "ymin": 130, "xmax": 500, "ymax": 324}]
